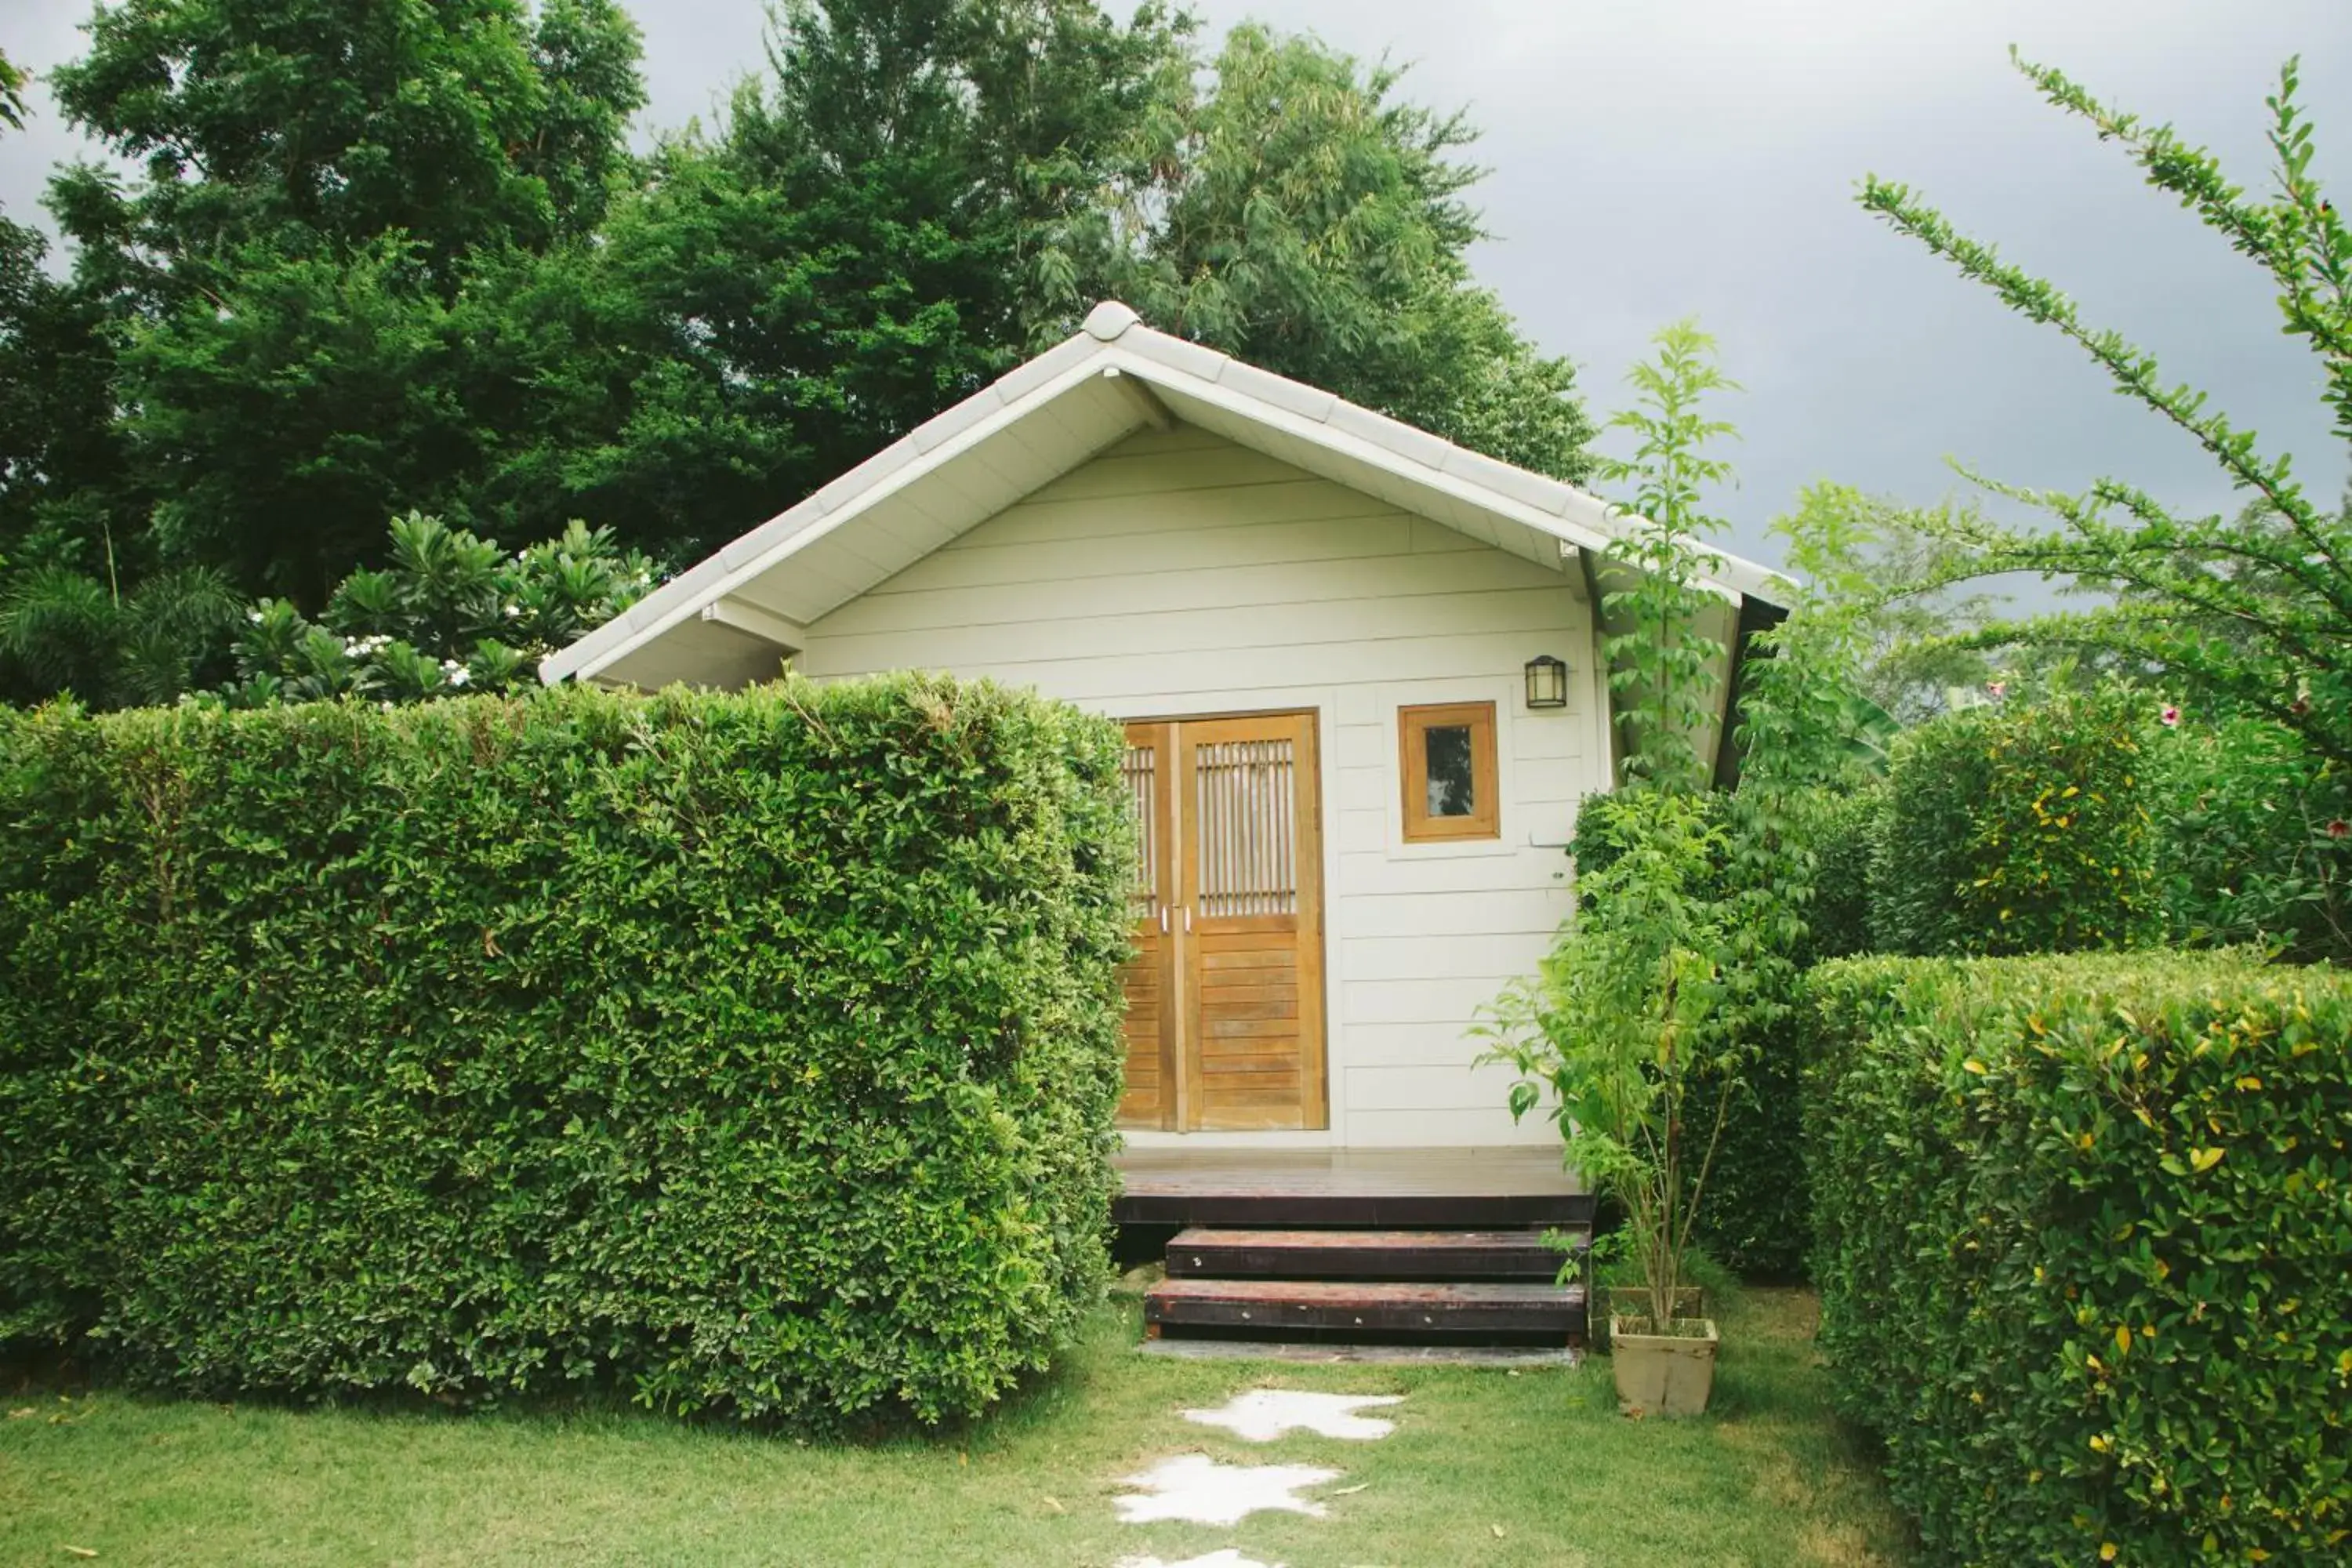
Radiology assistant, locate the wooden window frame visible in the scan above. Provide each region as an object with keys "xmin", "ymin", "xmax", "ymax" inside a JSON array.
[{"xmin": 1398, "ymin": 700, "xmax": 1500, "ymax": 843}]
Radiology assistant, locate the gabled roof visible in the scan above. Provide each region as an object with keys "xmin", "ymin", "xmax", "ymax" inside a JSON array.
[{"xmin": 541, "ymin": 301, "xmax": 1788, "ymax": 689}]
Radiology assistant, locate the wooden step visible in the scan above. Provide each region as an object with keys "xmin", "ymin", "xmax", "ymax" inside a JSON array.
[
  {"xmin": 1165, "ymin": 1227, "xmax": 1581, "ymax": 1281},
  {"xmin": 1145, "ymin": 1277, "xmax": 1585, "ymax": 1338}
]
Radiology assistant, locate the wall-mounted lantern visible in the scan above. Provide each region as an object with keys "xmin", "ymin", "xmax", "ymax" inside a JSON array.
[{"xmin": 1523, "ymin": 654, "xmax": 1570, "ymax": 710}]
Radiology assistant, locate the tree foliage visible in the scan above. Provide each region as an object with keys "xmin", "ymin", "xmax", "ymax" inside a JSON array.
[
  {"xmin": 1863, "ymin": 52, "xmax": 2352, "ymax": 769},
  {"xmin": 228, "ymin": 512, "xmax": 656, "ymax": 705},
  {"xmin": 0, "ymin": 212, "xmax": 131, "ymax": 580},
  {"xmin": 0, "ymin": 45, "xmax": 26, "ymax": 131},
  {"xmin": 1083, "ymin": 24, "xmax": 1594, "ymax": 481},
  {"xmin": 569, "ymin": 0, "xmax": 1193, "ymax": 557},
  {"xmin": 0, "ymin": 2, "xmax": 1602, "ymax": 710},
  {"xmin": 19, "ymin": 0, "xmax": 650, "ymax": 613},
  {"xmin": 51, "ymin": 0, "xmax": 645, "ymax": 274},
  {"xmin": 1592, "ymin": 319, "xmax": 1738, "ymax": 791},
  {"xmin": 0, "ymin": 564, "xmax": 242, "ymax": 710}
]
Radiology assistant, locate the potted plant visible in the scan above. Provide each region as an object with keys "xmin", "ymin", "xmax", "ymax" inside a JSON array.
[{"xmin": 1475, "ymin": 789, "xmax": 1739, "ymax": 1416}]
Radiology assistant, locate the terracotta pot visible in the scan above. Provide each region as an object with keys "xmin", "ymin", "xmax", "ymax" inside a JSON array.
[{"xmin": 1607, "ymin": 1316, "xmax": 1719, "ymax": 1417}]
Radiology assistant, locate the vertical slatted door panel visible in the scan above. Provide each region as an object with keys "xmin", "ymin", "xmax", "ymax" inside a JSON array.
[
  {"xmin": 1116, "ymin": 724, "xmax": 1179, "ymax": 1129},
  {"xmin": 1178, "ymin": 712, "xmax": 1327, "ymax": 1131}
]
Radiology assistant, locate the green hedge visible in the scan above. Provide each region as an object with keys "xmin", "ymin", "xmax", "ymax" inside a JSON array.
[
  {"xmin": 1872, "ymin": 692, "xmax": 2161, "ymax": 956},
  {"xmin": 1805, "ymin": 953, "xmax": 2352, "ymax": 1564},
  {"xmin": 2156, "ymin": 717, "xmax": 2352, "ymax": 964},
  {"xmin": 1798, "ymin": 780, "xmax": 1882, "ymax": 965},
  {"xmin": 0, "ymin": 677, "xmax": 1134, "ymax": 1427}
]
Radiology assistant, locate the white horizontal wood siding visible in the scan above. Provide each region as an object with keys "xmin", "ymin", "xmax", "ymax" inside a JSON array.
[{"xmin": 795, "ymin": 426, "xmax": 1608, "ymax": 1149}]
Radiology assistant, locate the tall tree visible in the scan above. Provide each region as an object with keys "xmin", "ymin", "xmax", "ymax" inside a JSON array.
[
  {"xmin": 1073, "ymin": 25, "xmax": 1595, "ymax": 481},
  {"xmin": 1864, "ymin": 52, "xmax": 2352, "ymax": 767},
  {"xmin": 29, "ymin": 0, "xmax": 648, "ymax": 604},
  {"xmin": 554, "ymin": 0, "xmax": 1192, "ymax": 559},
  {"xmin": 0, "ymin": 212, "xmax": 131, "ymax": 583},
  {"xmin": 49, "ymin": 0, "xmax": 644, "ymax": 278},
  {"xmin": 0, "ymin": 36, "xmax": 143, "ymax": 661}
]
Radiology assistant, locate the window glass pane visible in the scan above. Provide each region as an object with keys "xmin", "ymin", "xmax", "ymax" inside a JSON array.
[{"xmin": 1423, "ymin": 724, "xmax": 1476, "ymax": 818}]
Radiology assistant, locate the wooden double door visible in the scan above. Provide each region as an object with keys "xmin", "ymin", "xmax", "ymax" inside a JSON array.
[{"xmin": 1117, "ymin": 710, "xmax": 1328, "ymax": 1132}]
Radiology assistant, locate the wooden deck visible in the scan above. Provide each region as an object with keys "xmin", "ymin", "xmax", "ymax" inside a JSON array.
[{"xmin": 1113, "ymin": 1145, "xmax": 1589, "ymax": 1228}]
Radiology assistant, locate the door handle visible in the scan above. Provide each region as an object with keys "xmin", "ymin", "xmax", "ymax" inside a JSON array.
[
  {"xmin": 1160, "ymin": 906, "xmax": 1170, "ymax": 935},
  {"xmin": 1182, "ymin": 906, "xmax": 1192, "ymax": 933}
]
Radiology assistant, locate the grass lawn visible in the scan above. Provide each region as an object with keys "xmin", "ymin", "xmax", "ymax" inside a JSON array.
[{"xmin": 0, "ymin": 1286, "xmax": 1907, "ymax": 1566}]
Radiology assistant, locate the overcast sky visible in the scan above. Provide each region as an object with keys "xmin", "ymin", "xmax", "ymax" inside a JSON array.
[{"xmin": 3, "ymin": 0, "xmax": 2346, "ymax": 565}]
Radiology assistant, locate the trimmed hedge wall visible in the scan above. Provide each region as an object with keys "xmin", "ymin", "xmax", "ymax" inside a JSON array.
[
  {"xmin": 1872, "ymin": 692, "xmax": 2161, "ymax": 956},
  {"xmin": 2156, "ymin": 717, "xmax": 2352, "ymax": 964},
  {"xmin": 1805, "ymin": 953, "xmax": 2352, "ymax": 1564},
  {"xmin": 0, "ymin": 677, "xmax": 1134, "ymax": 1426},
  {"xmin": 1799, "ymin": 779, "xmax": 1882, "ymax": 967}
]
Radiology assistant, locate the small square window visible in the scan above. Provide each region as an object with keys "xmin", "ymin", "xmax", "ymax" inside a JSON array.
[{"xmin": 1399, "ymin": 702, "xmax": 1499, "ymax": 842}]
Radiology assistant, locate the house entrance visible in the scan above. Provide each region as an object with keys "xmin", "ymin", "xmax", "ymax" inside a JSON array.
[{"xmin": 1116, "ymin": 710, "xmax": 1328, "ymax": 1132}]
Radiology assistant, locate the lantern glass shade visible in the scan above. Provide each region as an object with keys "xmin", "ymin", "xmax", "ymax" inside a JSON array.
[{"xmin": 1524, "ymin": 654, "xmax": 1569, "ymax": 710}]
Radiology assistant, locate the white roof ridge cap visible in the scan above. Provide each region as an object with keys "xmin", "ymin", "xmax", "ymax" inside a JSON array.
[{"xmin": 1082, "ymin": 300, "xmax": 1141, "ymax": 340}]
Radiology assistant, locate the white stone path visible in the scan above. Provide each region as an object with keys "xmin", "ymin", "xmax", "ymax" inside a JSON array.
[
  {"xmin": 1182, "ymin": 1390, "xmax": 1406, "ymax": 1443},
  {"xmin": 1110, "ymin": 1387, "xmax": 1403, "ymax": 1552},
  {"xmin": 1112, "ymin": 1454, "xmax": 1344, "ymax": 1526}
]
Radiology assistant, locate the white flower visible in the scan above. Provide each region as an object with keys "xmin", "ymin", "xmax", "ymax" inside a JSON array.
[
  {"xmin": 503, "ymin": 602, "xmax": 521, "ymax": 618},
  {"xmin": 448, "ymin": 667, "xmax": 470, "ymax": 687},
  {"xmin": 247, "ymin": 608, "xmax": 265, "ymax": 624}
]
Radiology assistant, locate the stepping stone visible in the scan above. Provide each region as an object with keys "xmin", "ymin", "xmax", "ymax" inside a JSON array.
[
  {"xmin": 1116, "ymin": 1554, "xmax": 1283, "ymax": 1568},
  {"xmin": 1182, "ymin": 1389, "xmax": 1405, "ymax": 1442},
  {"xmin": 1112, "ymin": 1454, "xmax": 1344, "ymax": 1526}
]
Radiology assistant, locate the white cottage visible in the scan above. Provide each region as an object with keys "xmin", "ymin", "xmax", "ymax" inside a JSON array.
[{"xmin": 543, "ymin": 303, "xmax": 1784, "ymax": 1155}]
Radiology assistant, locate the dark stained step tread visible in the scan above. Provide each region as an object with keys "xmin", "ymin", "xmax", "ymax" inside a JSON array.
[
  {"xmin": 1144, "ymin": 1277, "xmax": 1585, "ymax": 1337},
  {"xmin": 1165, "ymin": 1227, "xmax": 1583, "ymax": 1280}
]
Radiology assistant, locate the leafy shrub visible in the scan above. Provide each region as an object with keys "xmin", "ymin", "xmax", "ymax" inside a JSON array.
[
  {"xmin": 1482, "ymin": 791, "xmax": 1733, "ymax": 1328},
  {"xmin": 0, "ymin": 564, "xmax": 245, "ymax": 709},
  {"xmin": 2156, "ymin": 717, "xmax": 2352, "ymax": 964},
  {"xmin": 1795, "ymin": 780, "xmax": 1882, "ymax": 964},
  {"xmin": 1805, "ymin": 953, "xmax": 2352, "ymax": 1565},
  {"xmin": 1872, "ymin": 691, "xmax": 2161, "ymax": 956},
  {"xmin": 230, "ymin": 512, "xmax": 658, "ymax": 703},
  {"xmin": 1569, "ymin": 787, "xmax": 1855, "ymax": 1279},
  {"xmin": 0, "ymin": 677, "xmax": 1132, "ymax": 1427}
]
